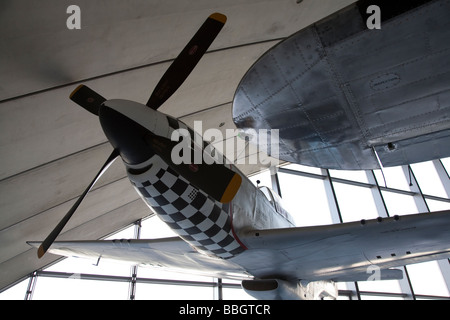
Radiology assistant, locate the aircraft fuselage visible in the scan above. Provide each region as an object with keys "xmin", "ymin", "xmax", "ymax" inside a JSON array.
[{"xmin": 100, "ymin": 99, "xmax": 294, "ymax": 259}]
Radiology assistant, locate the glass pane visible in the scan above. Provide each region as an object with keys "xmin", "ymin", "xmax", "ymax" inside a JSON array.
[
  {"xmin": 329, "ymin": 169, "xmax": 370, "ymax": 184},
  {"xmin": 381, "ymin": 190, "xmax": 419, "ymax": 216},
  {"xmin": 426, "ymin": 199, "xmax": 450, "ymax": 211},
  {"xmin": 407, "ymin": 261, "xmax": 450, "ymax": 297},
  {"xmin": 135, "ymin": 282, "xmax": 214, "ymax": 300},
  {"xmin": 32, "ymin": 277, "xmax": 129, "ymax": 300},
  {"xmin": 332, "ymin": 182, "xmax": 380, "ymax": 222},
  {"xmin": 0, "ymin": 278, "xmax": 29, "ymax": 300},
  {"xmin": 360, "ymin": 294, "xmax": 404, "ymax": 300},
  {"xmin": 374, "ymin": 166, "xmax": 411, "ymax": 191},
  {"xmin": 411, "ymin": 161, "xmax": 447, "ymax": 198},
  {"xmin": 357, "ymin": 279, "xmax": 402, "ymax": 294},
  {"xmin": 278, "ymin": 172, "xmax": 334, "ymax": 227}
]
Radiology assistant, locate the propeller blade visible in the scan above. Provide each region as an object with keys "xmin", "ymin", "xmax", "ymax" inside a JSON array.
[
  {"xmin": 70, "ymin": 84, "xmax": 106, "ymax": 116},
  {"xmin": 38, "ymin": 149, "xmax": 120, "ymax": 258},
  {"xmin": 145, "ymin": 134, "xmax": 241, "ymax": 203},
  {"xmin": 146, "ymin": 13, "xmax": 227, "ymax": 110}
]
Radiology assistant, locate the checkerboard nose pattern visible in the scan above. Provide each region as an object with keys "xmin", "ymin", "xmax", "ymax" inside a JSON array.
[{"xmin": 128, "ymin": 156, "xmax": 245, "ymax": 259}]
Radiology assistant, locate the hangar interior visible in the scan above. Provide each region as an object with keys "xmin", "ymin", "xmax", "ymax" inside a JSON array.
[
  {"xmin": 2, "ymin": 161, "xmax": 450, "ymax": 300},
  {"xmin": 1, "ymin": 0, "xmax": 450, "ymax": 299}
]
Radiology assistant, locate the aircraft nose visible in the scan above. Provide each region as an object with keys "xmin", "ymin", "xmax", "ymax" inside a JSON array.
[{"xmin": 99, "ymin": 104, "xmax": 155, "ymax": 165}]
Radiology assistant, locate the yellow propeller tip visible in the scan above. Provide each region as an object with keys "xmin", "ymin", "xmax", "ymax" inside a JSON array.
[
  {"xmin": 210, "ymin": 13, "xmax": 227, "ymax": 24},
  {"xmin": 70, "ymin": 84, "xmax": 85, "ymax": 99},
  {"xmin": 37, "ymin": 245, "xmax": 45, "ymax": 259}
]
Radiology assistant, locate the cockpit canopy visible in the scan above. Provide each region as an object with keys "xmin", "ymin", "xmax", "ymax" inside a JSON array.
[{"xmin": 258, "ymin": 186, "xmax": 295, "ymax": 225}]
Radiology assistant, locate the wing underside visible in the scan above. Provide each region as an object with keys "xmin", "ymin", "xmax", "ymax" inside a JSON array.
[
  {"xmin": 28, "ymin": 237, "xmax": 251, "ymax": 281},
  {"xmin": 232, "ymin": 0, "xmax": 450, "ymax": 170}
]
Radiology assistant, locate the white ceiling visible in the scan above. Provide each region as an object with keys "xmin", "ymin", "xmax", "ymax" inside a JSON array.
[{"xmin": 0, "ymin": 0, "xmax": 356, "ymax": 291}]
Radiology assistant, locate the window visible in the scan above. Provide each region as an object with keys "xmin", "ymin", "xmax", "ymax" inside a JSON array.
[
  {"xmin": 31, "ymin": 277, "xmax": 129, "ymax": 300},
  {"xmin": 278, "ymin": 171, "xmax": 334, "ymax": 227},
  {"xmin": 381, "ymin": 191, "xmax": 421, "ymax": 216},
  {"xmin": 332, "ymin": 182, "xmax": 379, "ymax": 222},
  {"xmin": 330, "ymin": 169, "xmax": 370, "ymax": 184},
  {"xmin": 0, "ymin": 278, "xmax": 28, "ymax": 300},
  {"xmin": 407, "ymin": 261, "xmax": 450, "ymax": 297},
  {"xmin": 135, "ymin": 283, "xmax": 215, "ymax": 300},
  {"xmin": 374, "ymin": 166, "xmax": 412, "ymax": 191},
  {"xmin": 411, "ymin": 162, "xmax": 448, "ymax": 198}
]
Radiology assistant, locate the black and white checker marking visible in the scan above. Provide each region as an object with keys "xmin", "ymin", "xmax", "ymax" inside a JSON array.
[{"xmin": 128, "ymin": 157, "xmax": 245, "ymax": 259}]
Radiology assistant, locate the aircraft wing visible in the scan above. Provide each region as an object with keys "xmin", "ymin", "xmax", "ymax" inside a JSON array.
[
  {"xmin": 232, "ymin": 0, "xmax": 450, "ymax": 170},
  {"xmin": 28, "ymin": 237, "xmax": 251, "ymax": 280},
  {"xmin": 29, "ymin": 210, "xmax": 450, "ymax": 283},
  {"xmin": 232, "ymin": 210, "xmax": 450, "ymax": 282}
]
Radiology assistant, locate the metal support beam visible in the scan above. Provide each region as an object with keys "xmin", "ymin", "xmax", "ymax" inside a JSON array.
[
  {"xmin": 270, "ymin": 166, "xmax": 282, "ymax": 198},
  {"xmin": 403, "ymin": 165, "xmax": 430, "ymax": 213},
  {"xmin": 215, "ymin": 278, "xmax": 223, "ymax": 300},
  {"xmin": 24, "ymin": 272, "xmax": 38, "ymax": 300},
  {"xmin": 128, "ymin": 220, "xmax": 141, "ymax": 300},
  {"xmin": 323, "ymin": 169, "xmax": 344, "ymax": 224},
  {"xmin": 366, "ymin": 170, "xmax": 389, "ymax": 218}
]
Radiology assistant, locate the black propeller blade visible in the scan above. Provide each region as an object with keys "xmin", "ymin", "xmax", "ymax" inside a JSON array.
[
  {"xmin": 70, "ymin": 84, "xmax": 106, "ymax": 116},
  {"xmin": 40, "ymin": 13, "xmax": 229, "ymax": 258},
  {"xmin": 146, "ymin": 13, "xmax": 227, "ymax": 110},
  {"xmin": 146, "ymin": 134, "xmax": 241, "ymax": 203},
  {"xmin": 38, "ymin": 149, "xmax": 120, "ymax": 258}
]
